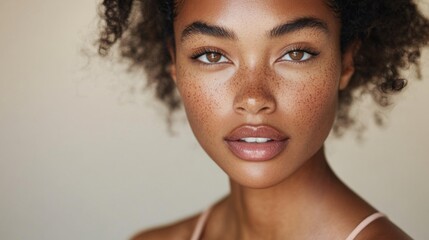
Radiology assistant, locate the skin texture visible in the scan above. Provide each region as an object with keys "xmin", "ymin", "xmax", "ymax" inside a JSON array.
[
  {"xmin": 133, "ymin": 0, "xmax": 412, "ymax": 239},
  {"xmin": 172, "ymin": 0, "xmax": 349, "ymax": 189}
]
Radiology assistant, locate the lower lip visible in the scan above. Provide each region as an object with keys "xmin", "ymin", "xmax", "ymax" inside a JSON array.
[{"xmin": 225, "ymin": 140, "xmax": 288, "ymax": 161}]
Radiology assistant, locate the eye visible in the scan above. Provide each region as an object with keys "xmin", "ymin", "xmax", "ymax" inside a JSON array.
[
  {"xmin": 196, "ymin": 52, "xmax": 230, "ymax": 64},
  {"xmin": 280, "ymin": 50, "xmax": 314, "ymax": 62}
]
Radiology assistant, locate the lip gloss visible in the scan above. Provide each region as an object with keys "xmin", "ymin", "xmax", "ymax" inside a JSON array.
[{"xmin": 224, "ymin": 125, "xmax": 289, "ymax": 161}]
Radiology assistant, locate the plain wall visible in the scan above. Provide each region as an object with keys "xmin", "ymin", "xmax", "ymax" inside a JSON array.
[{"xmin": 0, "ymin": 0, "xmax": 428, "ymax": 239}]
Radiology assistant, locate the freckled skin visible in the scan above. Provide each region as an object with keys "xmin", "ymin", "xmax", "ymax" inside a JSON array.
[
  {"xmin": 133, "ymin": 0, "xmax": 411, "ymax": 239},
  {"xmin": 174, "ymin": 0, "xmax": 343, "ymax": 188}
]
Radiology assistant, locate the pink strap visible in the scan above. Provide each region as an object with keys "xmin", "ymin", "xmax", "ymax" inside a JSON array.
[
  {"xmin": 345, "ymin": 212, "xmax": 385, "ymax": 240},
  {"xmin": 190, "ymin": 207, "xmax": 212, "ymax": 240}
]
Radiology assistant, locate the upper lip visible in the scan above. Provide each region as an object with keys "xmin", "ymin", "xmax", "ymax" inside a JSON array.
[{"xmin": 224, "ymin": 125, "xmax": 288, "ymax": 141}]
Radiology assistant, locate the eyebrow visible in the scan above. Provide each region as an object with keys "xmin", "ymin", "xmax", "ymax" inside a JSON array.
[
  {"xmin": 181, "ymin": 21, "xmax": 237, "ymax": 42},
  {"xmin": 180, "ymin": 17, "xmax": 329, "ymax": 42},
  {"xmin": 269, "ymin": 17, "xmax": 329, "ymax": 38}
]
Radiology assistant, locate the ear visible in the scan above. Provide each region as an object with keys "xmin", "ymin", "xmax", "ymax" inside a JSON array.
[
  {"xmin": 168, "ymin": 43, "xmax": 178, "ymax": 84},
  {"xmin": 339, "ymin": 41, "xmax": 360, "ymax": 90}
]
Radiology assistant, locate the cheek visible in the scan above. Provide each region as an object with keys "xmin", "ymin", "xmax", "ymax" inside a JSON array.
[
  {"xmin": 284, "ymin": 61, "xmax": 341, "ymax": 141},
  {"xmin": 175, "ymin": 65, "xmax": 226, "ymax": 144},
  {"xmin": 294, "ymin": 81, "xmax": 337, "ymax": 128}
]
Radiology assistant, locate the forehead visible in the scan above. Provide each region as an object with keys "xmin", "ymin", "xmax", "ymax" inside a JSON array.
[{"xmin": 174, "ymin": 0, "xmax": 339, "ymax": 34}]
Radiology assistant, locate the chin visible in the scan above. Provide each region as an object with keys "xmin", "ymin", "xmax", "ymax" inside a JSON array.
[
  {"xmin": 219, "ymin": 144, "xmax": 327, "ymax": 190},
  {"xmin": 224, "ymin": 160, "xmax": 300, "ymax": 189},
  {"xmin": 233, "ymin": 177, "xmax": 287, "ymax": 189}
]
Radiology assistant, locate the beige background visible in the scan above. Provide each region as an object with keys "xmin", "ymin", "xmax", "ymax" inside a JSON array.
[{"xmin": 0, "ymin": 0, "xmax": 428, "ymax": 239}]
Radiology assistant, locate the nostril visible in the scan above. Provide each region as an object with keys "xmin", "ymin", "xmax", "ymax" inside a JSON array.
[
  {"xmin": 234, "ymin": 100, "xmax": 276, "ymax": 115},
  {"xmin": 260, "ymin": 106, "xmax": 270, "ymax": 112},
  {"xmin": 235, "ymin": 106, "xmax": 246, "ymax": 112}
]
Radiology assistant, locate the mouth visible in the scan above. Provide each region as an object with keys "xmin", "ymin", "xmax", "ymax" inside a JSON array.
[{"xmin": 224, "ymin": 125, "xmax": 289, "ymax": 161}]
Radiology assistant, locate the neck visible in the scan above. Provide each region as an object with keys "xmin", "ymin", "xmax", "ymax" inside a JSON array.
[{"xmin": 224, "ymin": 148, "xmax": 339, "ymax": 239}]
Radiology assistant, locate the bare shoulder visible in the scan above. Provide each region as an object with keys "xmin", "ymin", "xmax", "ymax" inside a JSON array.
[
  {"xmin": 130, "ymin": 214, "xmax": 199, "ymax": 240},
  {"xmin": 356, "ymin": 217, "xmax": 412, "ymax": 240}
]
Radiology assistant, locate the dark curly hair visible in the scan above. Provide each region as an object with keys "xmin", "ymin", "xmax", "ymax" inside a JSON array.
[{"xmin": 97, "ymin": 0, "xmax": 429, "ymax": 134}]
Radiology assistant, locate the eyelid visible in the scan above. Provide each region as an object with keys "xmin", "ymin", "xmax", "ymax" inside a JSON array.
[
  {"xmin": 277, "ymin": 46, "xmax": 320, "ymax": 63},
  {"xmin": 190, "ymin": 47, "xmax": 232, "ymax": 64},
  {"xmin": 282, "ymin": 51, "xmax": 312, "ymax": 61}
]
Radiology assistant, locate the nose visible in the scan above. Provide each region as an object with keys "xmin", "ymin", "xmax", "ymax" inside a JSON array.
[{"xmin": 233, "ymin": 71, "xmax": 277, "ymax": 115}]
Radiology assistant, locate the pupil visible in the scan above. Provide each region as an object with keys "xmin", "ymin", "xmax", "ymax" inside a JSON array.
[{"xmin": 208, "ymin": 53, "xmax": 221, "ymax": 62}]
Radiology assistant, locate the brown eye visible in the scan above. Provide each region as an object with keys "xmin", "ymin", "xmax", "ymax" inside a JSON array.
[
  {"xmin": 196, "ymin": 51, "xmax": 229, "ymax": 64},
  {"xmin": 289, "ymin": 51, "xmax": 304, "ymax": 61},
  {"xmin": 207, "ymin": 53, "xmax": 222, "ymax": 62},
  {"xmin": 281, "ymin": 50, "xmax": 313, "ymax": 62}
]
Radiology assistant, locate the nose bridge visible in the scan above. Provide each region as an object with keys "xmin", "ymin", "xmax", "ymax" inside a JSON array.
[{"xmin": 233, "ymin": 64, "xmax": 277, "ymax": 115}]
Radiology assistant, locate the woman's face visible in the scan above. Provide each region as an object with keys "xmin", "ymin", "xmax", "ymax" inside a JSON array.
[{"xmin": 171, "ymin": 0, "xmax": 355, "ymax": 188}]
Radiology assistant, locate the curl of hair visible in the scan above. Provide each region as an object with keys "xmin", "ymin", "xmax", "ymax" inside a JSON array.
[
  {"xmin": 331, "ymin": 0, "xmax": 429, "ymax": 134},
  {"xmin": 99, "ymin": 0, "xmax": 180, "ymax": 112},
  {"xmin": 98, "ymin": 0, "xmax": 429, "ymax": 134}
]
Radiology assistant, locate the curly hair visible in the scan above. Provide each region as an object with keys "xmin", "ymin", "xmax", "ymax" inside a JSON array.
[{"xmin": 97, "ymin": 0, "xmax": 429, "ymax": 134}]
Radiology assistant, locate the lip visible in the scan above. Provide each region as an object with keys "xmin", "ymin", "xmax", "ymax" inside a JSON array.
[{"xmin": 224, "ymin": 125, "xmax": 289, "ymax": 161}]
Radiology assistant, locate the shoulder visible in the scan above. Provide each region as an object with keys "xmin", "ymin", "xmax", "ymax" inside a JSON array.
[
  {"xmin": 355, "ymin": 216, "xmax": 412, "ymax": 240},
  {"xmin": 130, "ymin": 214, "xmax": 199, "ymax": 240}
]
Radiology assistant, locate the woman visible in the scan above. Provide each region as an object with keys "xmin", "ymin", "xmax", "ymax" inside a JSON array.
[{"xmin": 98, "ymin": 0, "xmax": 429, "ymax": 239}]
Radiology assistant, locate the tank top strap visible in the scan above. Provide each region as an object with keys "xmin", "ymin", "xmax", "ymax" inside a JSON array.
[
  {"xmin": 190, "ymin": 207, "xmax": 212, "ymax": 240},
  {"xmin": 190, "ymin": 209, "xmax": 385, "ymax": 240},
  {"xmin": 345, "ymin": 212, "xmax": 386, "ymax": 240}
]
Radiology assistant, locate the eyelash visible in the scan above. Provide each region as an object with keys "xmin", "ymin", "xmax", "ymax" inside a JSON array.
[
  {"xmin": 278, "ymin": 47, "xmax": 320, "ymax": 63},
  {"xmin": 190, "ymin": 48, "xmax": 230, "ymax": 65},
  {"xmin": 190, "ymin": 46, "xmax": 320, "ymax": 65}
]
